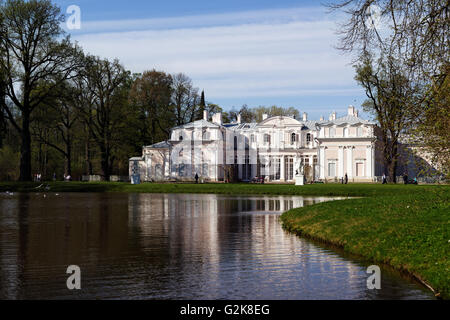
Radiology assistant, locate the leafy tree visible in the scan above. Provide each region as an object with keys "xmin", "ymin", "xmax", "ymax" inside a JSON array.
[
  {"xmin": 129, "ymin": 70, "xmax": 173, "ymax": 145},
  {"xmin": 412, "ymin": 63, "xmax": 450, "ymax": 178},
  {"xmin": 0, "ymin": 0, "xmax": 82, "ymax": 181},
  {"xmin": 252, "ymin": 106, "xmax": 300, "ymax": 122},
  {"xmin": 355, "ymin": 54, "xmax": 412, "ymax": 182},
  {"xmin": 80, "ymin": 56, "xmax": 131, "ymax": 181},
  {"xmin": 170, "ymin": 73, "xmax": 200, "ymax": 125},
  {"xmin": 239, "ymin": 105, "xmax": 256, "ymax": 123},
  {"xmin": 198, "ymin": 90, "xmax": 206, "ymax": 119},
  {"xmin": 0, "ymin": 68, "xmax": 6, "ymax": 148},
  {"xmin": 31, "ymin": 81, "xmax": 80, "ymax": 176}
]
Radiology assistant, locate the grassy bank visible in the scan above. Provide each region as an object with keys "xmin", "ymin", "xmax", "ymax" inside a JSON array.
[
  {"xmin": 281, "ymin": 188, "xmax": 450, "ymax": 299},
  {"xmin": 1, "ymin": 181, "xmax": 449, "ymax": 298},
  {"xmin": 0, "ymin": 181, "xmax": 447, "ymax": 197}
]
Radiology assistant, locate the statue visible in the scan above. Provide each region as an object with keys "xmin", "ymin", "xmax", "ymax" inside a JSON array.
[
  {"xmin": 295, "ymin": 157, "xmax": 305, "ymax": 185},
  {"xmin": 294, "ymin": 157, "xmax": 304, "ymax": 177},
  {"xmin": 299, "ymin": 158, "xmax": 304, "ymax": 175}
]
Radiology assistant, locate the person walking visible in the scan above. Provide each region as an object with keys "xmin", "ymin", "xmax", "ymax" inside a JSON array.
[
  {"xmin": 344, "ymin": 173, "xmax": 348, "ymax": 185},
  {"xmin": 382, "ymin": 173, "xmax": 387, "ymax": 184},
  {"xmin": 195, "ymin": 173, "xmax": 199, "ymax": 184},
  {"xmin": 403, "ymin": 172, "xmax": 408, "ymax": 185}
]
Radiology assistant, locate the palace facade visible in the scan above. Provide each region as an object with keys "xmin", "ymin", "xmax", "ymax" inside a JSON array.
[{"xmin": 129, "ymin": 106, "xmax": 385, "ymax": 183}]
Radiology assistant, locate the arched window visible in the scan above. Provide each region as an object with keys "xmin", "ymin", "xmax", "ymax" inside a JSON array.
[
  {"xmin": 264, "ymin": 134, "xmax": 271, "ymax": 144},
  {"xmin": 306, "ymin": 133, "xmax": 312, "ymax": 143},
  {"xmin": 291, "ymin": 133, "xmax": 297, "ymax": 144},
  {"xmin": 343, "ymin": 127, "xmax": 348, "ymax": 137},
  {"xmin": 179, "ymin": 135, "xmax": 183, "ymax": 141}
]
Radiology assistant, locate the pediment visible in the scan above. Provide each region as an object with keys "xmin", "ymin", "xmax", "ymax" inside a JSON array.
[{"xmin": 258, "ymin": 116, "xmax": 302, "ymax": 128}]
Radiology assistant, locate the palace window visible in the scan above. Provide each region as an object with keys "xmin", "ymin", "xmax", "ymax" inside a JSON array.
[
  {"xmin": 264, "ymin": 134, "xmax": 271, "ymax": 144},
  {"xmin": 291, "ymin": 133, "xmax": 297, "ymax": 144},
  {"xmin": 357, "ymin": 127, "xmax": 363, "ymax": 137},
  {"xmin": 251, "ymin": 134, "xmax": 255, "ymax": 143},
  {"xmin": 179, "ymin": 135, "xmax": 183, "ymax": 141},
  {"xmin": 343, "ymin": 127, "xmax": 348, "ymax": 137},
  {"xmin": 328, "ymin": 162, "xmax": 336, "ymax": 177},
  {"xmin": 202, "ymin": 163, "xmax": 209, "ymax": 176},
  {"xmin": 202, "ymin": 130, "xmax": 210, "ymax": 140},
  {"xmin": 155, "ymin": 164, "xmax": 162, "ymax": 179},
  {"xmin": 179, "ymin": 164, "xmax": 185, "ymax": 177},
  {"xmin": 306, "ymin": 133, "xmax": 312, "ymax": 143},
  {"xmin": 329, "ymin": 128, "xmax": 336, "ymax": 137}
]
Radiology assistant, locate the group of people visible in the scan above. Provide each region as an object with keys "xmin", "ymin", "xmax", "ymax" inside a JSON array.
[
  {"xmin": 33, "ymin": 173, "xmax": 73, "ymax": 182},
  {"xmin": 381, "ymin": 172, "xmax": 418, "ymax": 185},
  {"xmin": 341, "ymin": 174, "xmax": 349, "ymax": 184}
]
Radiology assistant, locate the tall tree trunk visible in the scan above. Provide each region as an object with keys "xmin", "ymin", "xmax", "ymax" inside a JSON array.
[
  {"xmin": 84, "ymin": 124, "xmax": 93, "ymax": 175},
  {"xmin": 65, "ymin": 136, "xmax": 72, "ymax": 177},
  {"xmin": 386, "ymin": 141, "xmax": 399, "ymax": 183},
  {"xmin": 100, "ymin": 145, "xmax": 110, "ymax": 181},
  {"xmin": 19, "ymin": 112, "xmax": 32, "ymax": 181}
]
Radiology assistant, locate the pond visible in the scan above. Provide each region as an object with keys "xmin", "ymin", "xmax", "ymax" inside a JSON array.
[{"xmin": 0, "ymin": 192, "xmax": 434, "ymax": 299}]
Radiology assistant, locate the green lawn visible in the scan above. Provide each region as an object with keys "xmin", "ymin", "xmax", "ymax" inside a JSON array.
[
  {"xmin": 280, "ymin": 186, "xmax": 450, "ymax": 299},
  {"xmin": 1, "ymin": 181, "xmax": 449, "ymax": 298},
  {"xmin": 0, "ymin": 180, "xmax": 447, "ymax": 197}
]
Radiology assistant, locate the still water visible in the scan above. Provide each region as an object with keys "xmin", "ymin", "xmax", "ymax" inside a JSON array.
[{"xmin": 0, "ymin": 192, "xmax": 434, "ymax": 300}]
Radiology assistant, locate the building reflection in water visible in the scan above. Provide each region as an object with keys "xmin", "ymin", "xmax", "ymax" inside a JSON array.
[{"xmin": 0, "ymin": 192, "xmax": 434, "ymax": 300}]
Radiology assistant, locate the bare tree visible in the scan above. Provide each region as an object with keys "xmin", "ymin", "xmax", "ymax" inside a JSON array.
[{"xmin": 328, "ymin": 0, "xmax": 449, "ymax": 177}]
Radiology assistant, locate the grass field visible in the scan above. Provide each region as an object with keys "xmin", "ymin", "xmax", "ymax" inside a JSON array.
[
  {"xmin": 0, "ymin": 180, "xmax": 447, "ymax": 197},
  {"xmin": 1, "ymin": 181, "xmax": 449, "ymax": 298}
]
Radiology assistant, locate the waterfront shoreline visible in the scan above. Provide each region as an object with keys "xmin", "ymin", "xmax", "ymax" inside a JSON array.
[
  {"xmin": 1, "ymin": 181, "xmax": 448, "ymax": 299},
  {"xmin": 280, "ymin": 190, "xmax": 449, "ymax": 300}
]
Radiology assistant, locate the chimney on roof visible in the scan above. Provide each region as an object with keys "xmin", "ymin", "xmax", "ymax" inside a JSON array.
[
  {"xmin": 348, "ymin": 105, "xmax": 356, "ymax": 116},
  {"xmin": 262, "ymin": 114, "xmax": 268, "ymax": 121},
  {"xmin": 237, "ymin": 114, "xmax": 242, "ymax": 124},
  {"xmin": 212, "ymin": 112, "xmax": 223, "ymax": 125},
  {"xmin": 303, "ymin": 112, "xmax": 308, "ymax": 121},
  {"xmin": 203, "ymin": 110, "xmax": 209, "ymax": 121}
]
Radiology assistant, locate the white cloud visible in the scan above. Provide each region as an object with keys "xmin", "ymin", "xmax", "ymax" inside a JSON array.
[{"xmin": 71, "ymin": 7, "xmax": 361, "ymax": 103}]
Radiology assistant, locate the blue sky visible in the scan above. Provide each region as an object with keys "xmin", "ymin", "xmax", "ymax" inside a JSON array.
[{"xmin": 54, "ymin": 0, "xmax": 369, "ymax": 120}]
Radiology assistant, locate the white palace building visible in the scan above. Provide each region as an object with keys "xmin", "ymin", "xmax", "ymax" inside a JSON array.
[{"xmin": 130, "ymin": 106, "xmax": 385, "ymax": 183}]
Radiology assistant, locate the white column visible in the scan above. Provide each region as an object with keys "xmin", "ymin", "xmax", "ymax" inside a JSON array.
[
  {"xmin": 372, "ymin": 144, "xmax": 376, "ymax": 179},
  {"xmin": 319, "ymin": 147, "xmax": 325, "ymax": 179},
  {"xmin": 338, "ymin": 146, "xmax": 344, "ymax": 178},
  {"xmin": 280, "ymin": 155, "xmax": 285, "ymax": 181},
  {"xmin": 366, "ymin": 145, "xmax": 372, "ymax": 178},
  {"xmin": 347, "ymin": 146, "xmax": 353, "ymax": 178}
]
